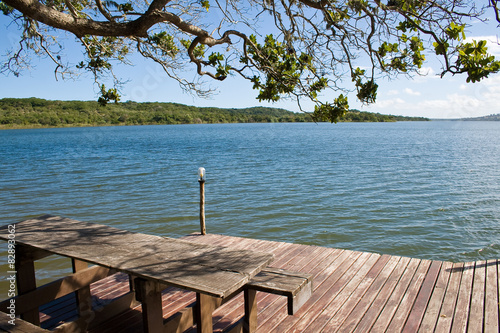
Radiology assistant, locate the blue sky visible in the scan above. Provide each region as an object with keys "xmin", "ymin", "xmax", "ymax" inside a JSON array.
[{"xmin": 1, "ymin": 3, "xmax": 499, "ymax": 119}]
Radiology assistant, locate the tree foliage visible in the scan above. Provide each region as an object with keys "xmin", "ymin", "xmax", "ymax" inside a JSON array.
[
  {"xmin": 0, "ymin": 97, "xmax": 428, "ymax": 127},
  {"xmin": 1, "ymin": 0, "xmax": 499, "ymax": 122}
]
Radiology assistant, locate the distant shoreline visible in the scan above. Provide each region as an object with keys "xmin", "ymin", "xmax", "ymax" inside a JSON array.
[
  {"xmin": 432, "ymin": 115, "xmax": 500, "ymax": 121},
  {"xmin": 0, "ymin": 97, "xmax": 431, "ymax": 129}
]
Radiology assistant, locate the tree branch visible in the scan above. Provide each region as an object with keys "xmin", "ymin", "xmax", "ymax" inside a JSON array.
[{"xmin": 2, "ymin": 0, "xmax": 199, "ymax": 38}]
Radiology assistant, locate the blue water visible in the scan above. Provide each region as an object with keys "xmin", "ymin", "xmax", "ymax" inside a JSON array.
[{"xmin": 1, "ymin": 122, "xmax": 499, "ymax": 280}]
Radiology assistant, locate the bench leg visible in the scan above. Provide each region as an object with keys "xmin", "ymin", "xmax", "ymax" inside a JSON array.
[
  {"xmin": 72, "ymin": 259, "xmax": 94, "ymax": 329},
  {"xmin": 135, "ymin": 278, "xmax": 164, "ymax": 333},
  {"xmin": 15, "ymin": 245, "xmax": 39, "ymax": 325},
  {"xmin": 195, "ymin": 293, "xmax": 214, "ymax": 333},
  {"xmin": 243, "ymin": 289, "xmax": 257, "ymax": 333}
]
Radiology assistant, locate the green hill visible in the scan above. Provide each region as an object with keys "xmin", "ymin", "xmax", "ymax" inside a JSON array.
[
  {"xmin": 0, "ymin": 98, "xmax": 429, "ymax": 128},
  {"xmin": 460, "ymin": 113, "xmax": 500, "ymax": 121}
]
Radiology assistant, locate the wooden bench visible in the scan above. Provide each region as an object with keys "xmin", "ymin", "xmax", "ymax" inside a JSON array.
[
  {"xmin": 0, "ymin": 312, "xmax": 49, "ymax": 333},
  {"xmin": 247, "ymin": 267, "xmax": 313, "ymax": 315},
  {"xmin": 0, "ymin": 215, "xmax": 275, "ymax": 333}
]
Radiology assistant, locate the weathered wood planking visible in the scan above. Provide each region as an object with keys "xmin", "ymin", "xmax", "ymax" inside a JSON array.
[
  {"xmin": 0, "ymin": 215, "xmax": 273, "ymax": 299},
  {"xmin": 4, "ymin": 232, "xmax": 498, "ymax": 332},
  {"xmin": 179, "ymin": 234, "xmax": 500, "ymax": 333}
]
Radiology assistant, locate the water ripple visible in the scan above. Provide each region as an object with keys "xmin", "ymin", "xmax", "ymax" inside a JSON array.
[{"xmin": 1, "ymin": 122, "xmax": 499, "ymax": 287}]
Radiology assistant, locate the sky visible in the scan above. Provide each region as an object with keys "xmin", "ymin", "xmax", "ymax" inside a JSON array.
[{"xmin": 0, "ymin": 3, "xmax": 499, "ymax": 119}]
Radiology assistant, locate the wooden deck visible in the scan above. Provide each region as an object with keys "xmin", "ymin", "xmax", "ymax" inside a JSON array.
[{"xmin": 35, "ymin": 233, "xmax": 499, "ymax": 332}]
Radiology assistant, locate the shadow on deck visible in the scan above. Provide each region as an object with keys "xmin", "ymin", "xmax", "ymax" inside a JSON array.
[{"xmin": 27, "ymin": 233, "xmax": 500, "ymax": 332}]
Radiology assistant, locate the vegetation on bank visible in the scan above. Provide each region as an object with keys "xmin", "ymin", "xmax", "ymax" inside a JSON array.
[
  {"xmin": 0, "ymin": 98, "xmax": 429, "ymax": 128},
  {"xmin": 460, "ymin": 113, "xmax": 500, "ymax": 121}
]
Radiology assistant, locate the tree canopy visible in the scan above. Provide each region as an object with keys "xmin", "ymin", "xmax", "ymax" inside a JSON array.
[{"xmin": 1, "ymin": 0, "xmax": 499, "ymax": 122}]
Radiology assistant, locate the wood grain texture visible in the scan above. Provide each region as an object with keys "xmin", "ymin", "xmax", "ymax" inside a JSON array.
[
  {"xmin": 0, "ymin": 216, "xmax": 274, "ymax": 299},
  {"xmin": 2, "ymin": 226, "xmax": 499, "ymax": 332}
]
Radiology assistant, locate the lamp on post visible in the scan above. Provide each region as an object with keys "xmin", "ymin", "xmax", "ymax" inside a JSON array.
[{"xmin": 198, "ymin": 167, "xmax": 206, "ymax": 235}]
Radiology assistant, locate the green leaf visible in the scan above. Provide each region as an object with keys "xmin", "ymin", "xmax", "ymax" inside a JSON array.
[
  {"xmin": 200, "ymin": 0, "xmax": 209, "ymax": 11},
  {"xmin": 0, "ymin": 1, "xmax": 14, "ymax": 15},
  {"xmin": 98, "ymin": 85, "xmax": 120, "ymax": 106},
  {"xmin": 313, "ymin": 94, "xmax": 349, "ymax": 123}
]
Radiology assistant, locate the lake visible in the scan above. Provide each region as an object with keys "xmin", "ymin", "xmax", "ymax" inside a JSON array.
[{"xmin": 1, "ymin": 121, "xmax": 499, "ymax": 284}]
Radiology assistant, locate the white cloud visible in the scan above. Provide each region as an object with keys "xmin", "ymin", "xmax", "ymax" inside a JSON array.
[
  {"xmin": 417, "ymin": 66, "xmax": 436, "ymax": 76},
  {"xmin": 482, "ymin": 73, "xmax": 500, "ymax": 86},
  {"xmin": 366, "ymin": 75, "xmax": 500, "ymax": 119},
  {"xmin": 371, "ymin": 98, "xmax": 406, "ymax": 109},
  {"xmin": 404, "ymin": 88, "xmax": 421, "ymax": 96},
  {"xmin": 387, "ymin": 90, "xmax": 399, "ymax": 96}
]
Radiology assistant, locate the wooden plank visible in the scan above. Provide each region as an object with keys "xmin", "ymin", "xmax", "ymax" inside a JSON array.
[
  {"xmin": 352, "ymin": 256, "xmax": 411, "ymax": 333},
  {"xmin": 163, "ymin": 305, "xmax": 195, "ymax": 333},
  {"xmin": 468, "ymin": 261, "xmax": 486, "ymax": 332},
  {"xmin": 2, "ymin": 232, "xmax": 498, "ymax": 333},
  {"xmin": 450, "ymin": 262, "xmax": 475, "ymax": 333},
  {"xmin": 291, "ymin": 251, "xmax": 373, "ymax": 332},
  {"xmin": 385, "ymin": 259, "xmax": 432, "ymax": 332},
  {"xmin": 90, "ymin": 272, "xmax": 131, "ymax": 301},
  {"xmin": 251, "ymin": 246, "xmax": 345, "ymax": 330},
  {"xmin": 162, "ymin": 289, "xmax": 196, "ymax": 320},
  {"xmin": 271, "ymin": 249, "xmax": 360, "ymax": 332},
  {"xmin": 336, "ymin": 254, "xmax": 401, "ymax": 332},
  {"xmin": 302, "ymin": 253, "xmax": 381, "ymax": 332},
  {"xmin": 0, "ymin": 216, "xmax": 274, "ymax": 299},
  {"xmin": 250, "ymin": 246, "xmax": 320, "ymax": 327},
  {"xmin": 0, "ymin": 265, "xmax": 115, "ymax": 315},
  {"xmin": 418, "ymin": 261, "xmax": 453, "ymax": 332},
  {"xmin": 246, "ymin": 267, "xmax": 312, "ymax": 297},
  {"xmin": 322, "ymin": 254, "xmax": 393, "ymax": 332},
  {"xmin": 403, "ymin": 260, "xmax": 443, "ymax": 332},
  {"xmin": 245, "ymin": 267, "xmax": 312, "ymax": 315},
  {"xmin": 39, "ymin": 294, "xmax": 77, "ymax": 329},
  {"xmin": 86, "ymin": 300, "xmax": 144, "ymax": 333},
  {"xmin": 6, "ymin": 216, "xmax": 271, "ymax": 278},
  {"xmin": 214, "ymin": 245, "xmax": 341, "ymax": 333},
  {"xmin": 368, "ymin": 257, "xmax": 422, "ymax": 332},
  {"xmin": 232, "ymin": 246, "xmax": 337, "ymax": 333},
  {"xmin": 484, "ymin": 260, "xmax": 498, "ymax": 333},
  {"xmin": 212, "ymin": 240, "xmax": 313, "ymax": 331},
  {"xmin": 235, "ymin": 242, "xmax": 313, "ymax": 321},
  {"xmin": 89, "ymin": 292, "xmax": 137, "ymax": 329},
  {"xmin": 51, "ymin": 292, "xmax": 136, "ymax": 332}
]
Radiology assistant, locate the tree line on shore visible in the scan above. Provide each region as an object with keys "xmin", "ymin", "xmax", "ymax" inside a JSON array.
[{"xmin": 0, "ymin": 98, "xmax": 429, "ymax": 128}]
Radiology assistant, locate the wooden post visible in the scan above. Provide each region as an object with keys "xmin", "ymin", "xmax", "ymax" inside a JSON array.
[
  {"xmin": 198, "ymin": 167, "xmax": 207, "ymax": 235},
  {"xmin": 243, "ymin": 289, "xmax": 257, "ymax": 333},
  {"xmin": 195, "ymin": 293, "xmax": 214, "ymax": 333},
  {"xmin": 134, "ymin": 278, "xmax": 164, "ymax": 333},
  {"xmin": 72, "ymin": 259, "xmax": 94, "ymax": 330},
  {"xmin": 199, "ymin": 179, "xmax": 206, "ymax": 235},
  {"xmin": 15, "ymin": 245, "xmax": 40, "ymax": 325}
]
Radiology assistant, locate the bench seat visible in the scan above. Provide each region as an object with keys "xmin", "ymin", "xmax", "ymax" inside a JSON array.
[{"xmin": 246, "ymin": 267, "xmax": 313, "ymax": 315}]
